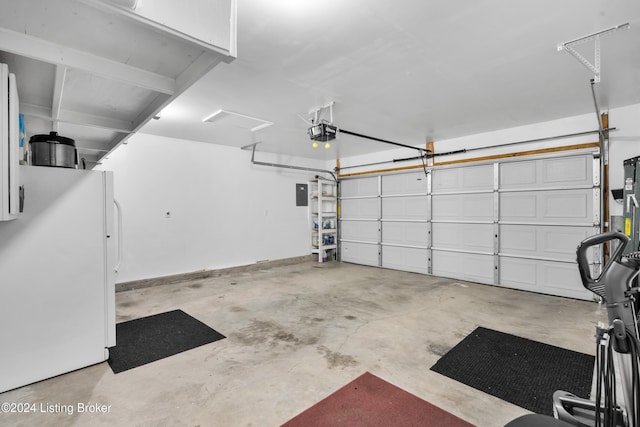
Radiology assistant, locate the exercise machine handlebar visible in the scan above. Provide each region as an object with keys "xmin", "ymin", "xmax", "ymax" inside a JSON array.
[{"xmin": 576, "ymin": 232, "xmax": 630, "ymax": 301}]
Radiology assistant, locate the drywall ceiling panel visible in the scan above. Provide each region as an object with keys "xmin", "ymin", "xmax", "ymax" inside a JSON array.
[
  {"xmin": 138, "ymin": 0, "xmax": 639, "ymax": 162},
  {"xmin": 58, "ymin": 122, "xmax": 123, "ymax": 147}
]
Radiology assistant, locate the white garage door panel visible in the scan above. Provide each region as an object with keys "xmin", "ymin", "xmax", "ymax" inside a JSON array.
[
  {"xmin": 382, "ymin": 172, "xmax": 427, "ymax": 195},
  {"xmin": 341, "ymin": 241, "xmax": 379, "ymax": 266},
  {"xmin": 382, "ymin": 246, "xmax": 429, "ymax": 274},
  {"xmin": 500, "ymin": 257, "xmax": 537, "ymax": 287},
  {"xmin": 432, "ymin": 223, "xmax": 494, "ymax": 253},
  {"xmin": 432, "ymin": 250, "xmax": 494, "ymax": 284},
  {"xmin": 499, "ymin": 257, "xmax": 591, "ymax": 299},
  {"xmin": 341, "ymin": 220, "xmax": 379, "ymax": 242},
  {"xmin": 500, "ymin": 156, "xmax": 592, "ymax": 190},
  {"xmin": 432, "ymin": 193, "xmax": 494, "ymax": 221},
  {"xmin": 432, "ymin": 164, "xmax": 494, "ymax": 192},
  {"xmin": 500, "ymin": 189, "xmax": 593, "ymax": 223},
  {"xmin": 340, "ymin": 198, "xmax": 379, "ymax": 219},
  {"xmin": 543, "ymin": 262, "xmax": 588, "ymax": 295},
  {"xmin": 382, "ymin": 221, "xmax": 428, "ymax": 247},
  {"xmin": 338, "ymin": 151, "xmax": 598, "ymax": 301},
  {"xmin": 341, "ymin": 176, "xmax": 378, "ymax": 197},
  {"xmin": 382, "ymin": 196, "xmax": 429, "ymax": 220},
  {"xmin": 542, "ymin": 156, "xmax": 591, "ymax": 185},
  {"xmin": 500, "ymin": 161, "xmax": 538, "ymax": 188},
  {"xmin": 500, "ymin": 225, "xmax": 596, "ymax": 261}
]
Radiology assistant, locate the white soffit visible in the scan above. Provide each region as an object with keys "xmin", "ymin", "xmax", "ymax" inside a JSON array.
[{"xmin": 202, "ymin": 109, "xmax": 273, "ymax": 132}]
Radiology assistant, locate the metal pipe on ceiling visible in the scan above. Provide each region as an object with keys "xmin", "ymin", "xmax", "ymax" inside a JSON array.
[
  {"xmin": 246, "ymin": 143, "xmax": 337, "ymax": 181},
  {"xmin": 461, "ymin": 128, "xmax": 614, "ymax": 153}
]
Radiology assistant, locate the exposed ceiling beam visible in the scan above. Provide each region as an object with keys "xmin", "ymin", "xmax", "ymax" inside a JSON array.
[
  {"xmin": 101, "ymin": 53, "xmax": 224, "ymax": 159},
  {"xmin": 75, "ymin": 140, "xmax": 115, "ymax": 152},
  {"xmin": 76, "ymin": 153, "xmax": 102, "ymax": 169},
  {"xmin": 102, "ymin": 93, "xmax": 173, "ymax": 159},
  {"xmin": 18, "ymin": 103, "xmax": 51, "ymax": 120},
  {"xmin": 20, "ymin": 102, "xmax": 134, "ymax": 133},
  {"xmin": 52, "ymin": 65, "xmax": 67, "ymax": 121},
  {"xmin": 57, "ymin": 110, "xmax": 134, "ymax": 134},
  {"xmin": 0, "ymin": 27, "xmax": 176, "ymax": 95},
  {"xmin": 18, "ymin": 52, "xmax": 225, "ymax": 161},
  {"xmin": 176, "ymin": 52, "xmax": 224, "ymax": 90}
]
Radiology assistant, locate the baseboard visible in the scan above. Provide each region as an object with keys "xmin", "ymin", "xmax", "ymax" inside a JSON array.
[{"xmin": 115, "ymin": 255, "xmax": 315, "ymax": 292}]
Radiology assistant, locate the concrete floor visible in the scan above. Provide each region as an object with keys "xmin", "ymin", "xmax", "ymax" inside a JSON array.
[{"xmin": 1, "ymin": 260, "xmax": 606, "ymax": 427}]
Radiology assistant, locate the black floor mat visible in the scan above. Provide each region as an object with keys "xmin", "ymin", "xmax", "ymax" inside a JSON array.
[
  {"xmin": 430, "ymin": 327, "xmax": 594, "ymax": 416},
  {"xmin": 108, "ymin": 309, "xmax": 225, "ymax": 373}
]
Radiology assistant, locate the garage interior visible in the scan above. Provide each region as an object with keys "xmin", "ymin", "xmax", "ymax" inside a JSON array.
[{"xmin": 1, "ymin": 1, "xmax": 640, "ymax": 426}]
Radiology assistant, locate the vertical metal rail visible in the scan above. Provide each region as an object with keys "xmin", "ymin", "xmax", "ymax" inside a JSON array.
[
  {"xmin": 493, "ymin": 162, "xmax": 500, "ymax": 285},
  {"xmin": 377, "ymin": 175, "xmax": 383, "ymax": 267},
  {"xmin": 590, "ymin": 80, "xmax": 608, "ymax": 260},
  {"xmin": 427, "ymin": 171, "xmax": 433, "ymax": 274}
]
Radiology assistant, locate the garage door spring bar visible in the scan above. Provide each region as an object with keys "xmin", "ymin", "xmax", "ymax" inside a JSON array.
[{"xmin": 338, "ymin": 127, "xmax": 614, "ymax": 171}]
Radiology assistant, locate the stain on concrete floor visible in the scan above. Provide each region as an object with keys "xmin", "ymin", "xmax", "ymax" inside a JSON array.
[
  {"xmin": 230, "ymin": 319, "xmax": 319, "ymax": 349},
  {"xmin": 316, "ymin": 345, "xmax": 358, "ymax": 369}
]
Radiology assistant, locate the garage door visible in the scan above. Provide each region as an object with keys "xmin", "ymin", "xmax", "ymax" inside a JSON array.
[
  {"xmin": 339, "ymin": 150, "xmax": 600, "ymax": 300},
  {"xmin": 431, "ymin": 163, "xmax": 496, "ymax": 284},
  {"xmin": 380, "ymin": 171, "xmax": 430, "ymax": 274},
  {"xmin": 496, "ymin": 155, "xmax": 598, "ymax": 299},
  {"xmin": 340, "ymin": 176, "xmax": 380, "ymax": 267}
]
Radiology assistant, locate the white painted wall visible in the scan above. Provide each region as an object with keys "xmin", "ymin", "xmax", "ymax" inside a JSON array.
[{"xmin": 97, "ymin": 133, "xmax": 326, "ymax": 283}]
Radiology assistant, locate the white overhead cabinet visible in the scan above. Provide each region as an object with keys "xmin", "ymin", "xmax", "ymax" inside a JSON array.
[{"xmin": 340, "ymin": 150, "xmax": 599, "ymax": 300}]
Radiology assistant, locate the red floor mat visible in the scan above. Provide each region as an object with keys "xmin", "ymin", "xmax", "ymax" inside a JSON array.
[{"xmin": 281, "ymin": 372, "xmax": 474, "ymax": 427}]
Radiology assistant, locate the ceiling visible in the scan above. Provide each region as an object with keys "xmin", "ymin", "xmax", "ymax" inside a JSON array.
[{"xmin": 139, "ymin": 0, "xmax": 640, "ymax": 162}]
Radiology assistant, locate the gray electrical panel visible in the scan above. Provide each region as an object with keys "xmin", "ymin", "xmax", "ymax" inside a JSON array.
[
  {"xmin": 623, "ymin": 156, "xmax": 640, "ymax": 254},
  {"xmin": 296, "ymin": 183, "xmax": 308, "ymax": 206}
]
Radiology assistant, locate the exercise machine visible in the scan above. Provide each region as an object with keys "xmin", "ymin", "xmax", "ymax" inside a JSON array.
[{"xmin": 507, "ymin": 232, "xmax": 640, "ymax": 427}]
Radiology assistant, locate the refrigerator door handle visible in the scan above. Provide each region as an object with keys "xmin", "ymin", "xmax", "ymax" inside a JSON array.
[{"xmin": 114, "ymin": 198, "xmax": 123, "ymax": 274}]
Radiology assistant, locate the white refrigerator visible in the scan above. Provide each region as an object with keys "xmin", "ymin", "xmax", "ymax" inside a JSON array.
[{"xmin": 0, "ymin": 165, "xmax": 116, "ymax": 393}]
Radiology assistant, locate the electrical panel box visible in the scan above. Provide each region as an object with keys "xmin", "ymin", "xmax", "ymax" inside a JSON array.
[
  {"xmin": 296, "ymin": 183, "xmax": 308, "ymax": 207},
  {"xmin": 623, "ymin": 156, "xmax": 640, "ymax": 254}
]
